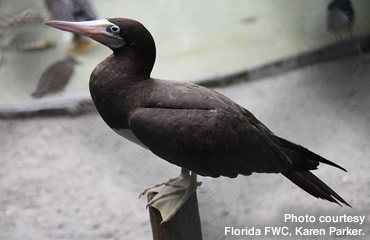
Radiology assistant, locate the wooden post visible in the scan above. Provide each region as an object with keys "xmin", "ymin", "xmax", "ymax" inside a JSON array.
[{"xmin": 148, "ymin": 191, "xmax": 203, "ymax": 240}]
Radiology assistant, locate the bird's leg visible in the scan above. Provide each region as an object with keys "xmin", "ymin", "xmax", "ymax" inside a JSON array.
[
  {"xmin": 338, "ymin": 32, "xmax": 343, "ymax": 41},
  {"xmin": 357, "ymin": 40, "xmax": 364, "ymax": 55},
  {"xmin": 334, "ymin": 31, "xmax": 342, "ymax": 42},
  {"xmin": 140, "ymin": 168, "xmax": 201, "ymax": 223}
]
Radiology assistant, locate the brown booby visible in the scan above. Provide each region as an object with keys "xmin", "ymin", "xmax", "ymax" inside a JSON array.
[
  {"xmin": 46, "ymin": 18, "xmax": 350, "ymax": 222},
  {"xmin": 32, "ymin": 56, "xmax": 78, "ymax": 98}
]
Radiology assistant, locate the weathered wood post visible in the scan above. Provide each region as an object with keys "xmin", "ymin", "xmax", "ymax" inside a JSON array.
[{"xmin": 147, "ymin": 191, "xmax": 203, "ymax": 240}]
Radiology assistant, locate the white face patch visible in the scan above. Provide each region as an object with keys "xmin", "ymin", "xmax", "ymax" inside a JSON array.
[
  {"xmin": 46, "ymin": 19, "xmax": 126, "ymax": 49},
  {"xmin": 108, "ymin": 40, "xmax": 126, "ymax": 49},
  {"xmin": 113, "ymin": 128, "xmax": 148, "ymax": 149}
]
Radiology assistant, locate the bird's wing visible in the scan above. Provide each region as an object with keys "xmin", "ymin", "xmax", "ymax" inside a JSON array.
[{"xmin": 128, "ymin": 80, "xmax": 293, "ymax": 178}]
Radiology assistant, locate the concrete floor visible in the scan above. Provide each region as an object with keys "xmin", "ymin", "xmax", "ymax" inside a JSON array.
[{"xmin": 0, "ymin": 55, "xmax": 369, "ymax": 240}]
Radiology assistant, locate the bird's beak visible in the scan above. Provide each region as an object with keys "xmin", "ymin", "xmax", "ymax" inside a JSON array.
[{"xmin": 45, "ymin": 19, "xmax": 125, "ymax": 49}]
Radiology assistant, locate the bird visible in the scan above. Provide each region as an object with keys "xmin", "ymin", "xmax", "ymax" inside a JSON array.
[
  {"xmin": 44, "ymin": 0, "xmax": 97, "ymax": 53},
  {"xmin": 46, "ymin": 18, "xmax": 350, "ymax": 223},
  {"xmin": 32, "ymin": 56, "xmax": 78, "ymax": 98},
  {"xmin": 327, "ymin": 0, "xmax": 355, "ymax": 40}
]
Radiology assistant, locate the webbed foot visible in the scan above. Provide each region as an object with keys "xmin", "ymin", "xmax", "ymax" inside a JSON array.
[{"xmin": 140, "ymin": 171, "xmax": 201, "ymax": 223}]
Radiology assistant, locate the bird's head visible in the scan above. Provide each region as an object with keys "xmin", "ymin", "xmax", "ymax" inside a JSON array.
[
  {"xmin": 46, "ymin": 18, "xmax": 156, "ymax": 77},
  {"xmin": 45, "ymin": 18, "xmax": 156, "ymax": 53}
]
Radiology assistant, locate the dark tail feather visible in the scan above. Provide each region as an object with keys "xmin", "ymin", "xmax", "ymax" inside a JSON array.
[
  {"xmin": 283, "ymin": 171, "xmax": 351, "ymax": 207},
  {"xmin": 277, "ymin": 137, "xmax": 347, "ymax": 172}
]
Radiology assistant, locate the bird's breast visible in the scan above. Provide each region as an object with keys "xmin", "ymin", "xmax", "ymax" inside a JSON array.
[{"xmin": 113, "ymin": 128, "xmax": 148, "ymax": 149}]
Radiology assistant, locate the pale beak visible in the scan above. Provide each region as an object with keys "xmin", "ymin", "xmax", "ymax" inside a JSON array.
[{"xmin": 45, "ymin": 19, "xmax": 125, "ymax": 49}]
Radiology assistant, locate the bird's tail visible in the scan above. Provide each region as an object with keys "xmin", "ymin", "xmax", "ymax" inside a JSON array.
[
  {"xmin": 283, "ymin": 171, "xmax": 351, "ymax": 207},
  {"xmin": 276, "ymin": 136, "xmax": 347, "ymax": 171}
]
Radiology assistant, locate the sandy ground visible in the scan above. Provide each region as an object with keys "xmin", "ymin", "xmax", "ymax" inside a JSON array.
[{"xmin": 0, "ymin": 55, "xmax": 369, "ymax": 240}]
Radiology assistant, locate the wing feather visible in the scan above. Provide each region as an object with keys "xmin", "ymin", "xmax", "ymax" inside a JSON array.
[{"xmin": 128, "ymin": 106, "xmax": 291, "ymax": 177}]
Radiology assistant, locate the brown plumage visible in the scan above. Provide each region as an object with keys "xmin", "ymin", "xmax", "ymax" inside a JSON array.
[
  {"xmin": 32, "ymin": 56, "xmax": 77, "ymax": 98},
  {"xmin": 46, "ymin": 18, "xmax": 350, "ymax": 207}
]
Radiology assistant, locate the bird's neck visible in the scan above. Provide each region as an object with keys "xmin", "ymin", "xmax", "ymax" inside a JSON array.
[
  {"xmin": 89, "ymin": 48, "xmax": 155, "ymax": 129},
  {"xmin": 91, "ymin": 47, "xmax": 154, "ymax": 87},
  {"xmin": 113, "ymin": 44, "xmax": 156, "ymax": 80}
]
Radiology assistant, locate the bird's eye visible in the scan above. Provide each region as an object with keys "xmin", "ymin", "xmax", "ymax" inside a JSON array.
[{"xmin": 107, "ymin": 25, "xmax": 120, "ymax": 34}]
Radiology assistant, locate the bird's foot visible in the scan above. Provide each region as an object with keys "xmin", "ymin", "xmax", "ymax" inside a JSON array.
[
  {"xmin": 140, "ymin": 172, "xmax": 201, "ymax": 223},
  {"xmin": 68, "ymin": 38, "xmax": 95, "ymax": 55}
]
